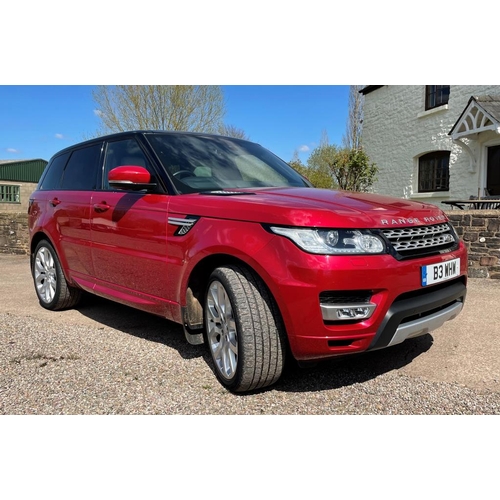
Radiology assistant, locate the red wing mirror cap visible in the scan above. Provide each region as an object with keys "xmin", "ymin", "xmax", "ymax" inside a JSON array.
[{"xmin": 108, "ymin": 166, "xmax": 156, "ymax": 191}]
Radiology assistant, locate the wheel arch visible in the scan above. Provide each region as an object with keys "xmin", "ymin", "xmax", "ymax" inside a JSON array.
[
  {"xmin": 30, "ymin": 231, "xmax": 55, "ymax": 267},
  {"xmin": 30, "ymin": 232, "xmax": 83, "ymax": 310},
  {"xmin": 183, "ymin": 254, "xmax": 253, "ymax": 333},
  {"xmin": 29, "ymin": 231, "xmax": 72, "ymax": 285},
  {"xmin": 182, "ymin": 253, "xmax": 288, "ymax": 346}
]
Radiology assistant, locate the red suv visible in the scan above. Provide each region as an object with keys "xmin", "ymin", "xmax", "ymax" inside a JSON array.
[{"xmin": 28, "ymin": 131, "xmax": 467, "ymax": 392}]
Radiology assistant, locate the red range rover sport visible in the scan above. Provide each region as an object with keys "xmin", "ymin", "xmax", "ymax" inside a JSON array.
[{"xmin": 28, "ymin": 131, "xmax": 467, "ymax": 392}]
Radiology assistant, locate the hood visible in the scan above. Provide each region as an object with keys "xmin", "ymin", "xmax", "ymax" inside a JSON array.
[{"xmin": 168, "ymin": 187, "xmax": 448, "ymax": 228}]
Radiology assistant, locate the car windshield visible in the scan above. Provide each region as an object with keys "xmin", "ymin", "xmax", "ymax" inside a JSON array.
[{"xmin": 146, "ymin": 133, "xmax": 309, "ymax": 194}]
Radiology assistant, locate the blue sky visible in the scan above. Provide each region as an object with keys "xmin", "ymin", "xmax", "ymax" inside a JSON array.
[{"xmin": 0, "ymin": 85, "xmax": 350, "ymax": 164}]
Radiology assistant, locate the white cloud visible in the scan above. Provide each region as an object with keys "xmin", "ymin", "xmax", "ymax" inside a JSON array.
[
  {"xmin": 298, "ymin": 145, "xmax": 310, "ymax": 152},
  {"xmin": 6, "ymin": 148, "xmax": 19, "ymax": 153},
  {"xmin": 94, "ymin": 109, "xmax": 103, "ymax": 117},
  {"xmin": 55, "ymin": 133, "xmax": 64, "ymax": 139}
]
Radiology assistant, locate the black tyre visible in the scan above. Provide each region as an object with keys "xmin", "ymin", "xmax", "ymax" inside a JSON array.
[
  {"xmin": 32, "ymin": 240, "xmax": 82, "ymax": 310},
  {"xmin": 204, "ymin": 265, "xmax": 286, "ymax": 392}
]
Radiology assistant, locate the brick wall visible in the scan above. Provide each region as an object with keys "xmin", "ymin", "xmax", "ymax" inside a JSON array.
[
  {"xmin": 0, "ymin": 213, "xmax": 29, "ymax": 255},
  {"xmin": 0, "ymin": 181, "xmax": 37, "ymax": 213},
  {"xmin": 446, "ymin": 210, "xmax": 500, "ymax": 279}
]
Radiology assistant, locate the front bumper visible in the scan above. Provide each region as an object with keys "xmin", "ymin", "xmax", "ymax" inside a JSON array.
[{"xmin": 261, "ymin": 238, "xmax": 468, "ymax": 361}]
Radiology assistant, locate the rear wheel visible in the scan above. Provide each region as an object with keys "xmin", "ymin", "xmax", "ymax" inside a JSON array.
[
  {"xmin": 204, "ymin": 265, "xmax": 286, "ymax": 392},
  {"xmin": 32, "ymin": 240, "xmax": 82, "ymax": 310}
]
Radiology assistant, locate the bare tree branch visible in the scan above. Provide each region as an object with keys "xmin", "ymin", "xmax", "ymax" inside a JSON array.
[
  {"xmin": 342, "ymin": 85, "xmax": 365, "ymax": 150},
  {"xmin": 92, "ymin": 85, "xmax": 226, "ymax": 135}
]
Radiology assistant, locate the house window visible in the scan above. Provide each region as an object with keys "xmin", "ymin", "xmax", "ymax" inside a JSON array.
[
  {"xmin": 425, "ymin": 85, "xmax": 450, "ymax": 110},
  {"xmin": 0, "ymin": 184, "xmax": 21, "ymax": 203},
  {"xmin": 418, "ymin": 152, "xmax": 450, "ymax": 192}
]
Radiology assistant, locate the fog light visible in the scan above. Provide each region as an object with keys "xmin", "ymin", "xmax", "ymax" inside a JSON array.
[
  {"xmin": 338, "ymin": 307, "xmax": 371, "ymax": 319},
  {"xmin": 321, "ymin": 303, "xmax": 376, "ymax": 322}
]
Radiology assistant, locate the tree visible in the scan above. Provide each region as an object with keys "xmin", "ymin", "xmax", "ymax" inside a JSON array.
[
  {"xmin": 290, "ymin": 90, "xmax": 376, "ymax": 192},
  {"xmin": 92, "ymin": 85, "xmax": 226, "ymax": 134},
  {"xmin": 218, "ymin": 124, "xmax": 250, "ymax": 140},
  {"xmin": 342, "ymin": 85, "xmax": 365, "ymax": 150},
  {"xmin": 307, "ymin": 143, "xmax": 377, "ymax": 192},
  {"xmin": 305, "ymin": 143, "xmax": 337, "ymax": 189},
  {"xmin": 329, "ymin": 148, "xmax": 378, "ymax": 192},
  {"xmin": 289, "ymin": 150, "xmax": 335, "ymax": 189},
  {"xmin": 288, "ymin": 131, "xmax": 335, "ymax": 189}
]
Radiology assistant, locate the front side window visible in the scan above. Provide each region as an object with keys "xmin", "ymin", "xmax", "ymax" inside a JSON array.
[
  {"xmin": 102, "ymin": 138, "xmax": 154, "ymax": 190},
  {"xmin": 418, "ymin": 151, "xmax": 450, "ymax": 192},
  {"xmin": 0, "ymin": 184, "xmax": 20, "ymax": 203},
  {"xmin": 425, "ymin": 85, "xmax": 450, "ymax": 110}
]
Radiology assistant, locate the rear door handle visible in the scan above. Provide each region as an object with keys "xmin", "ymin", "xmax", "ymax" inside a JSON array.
[
  {"xmin": 50, "ymin": 197, "xmax": 61, "ymax": 207},
  {"xmin": 93, "ymin": 202, "xmax": 111, "ymax": 213}
]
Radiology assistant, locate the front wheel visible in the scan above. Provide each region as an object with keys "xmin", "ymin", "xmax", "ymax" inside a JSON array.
[
  {"xmin": 32, "ymin": 240, "xmax": 82, "ymax": 310},
  {"xmin": 204, "ymin": 265, "xmax": 286, "ymax": 392}
]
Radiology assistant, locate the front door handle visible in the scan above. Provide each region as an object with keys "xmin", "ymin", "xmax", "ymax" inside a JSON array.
[
  {"xmin": 93, "ymin": 202, "xmax": 111, "ymax": 213},
  {"xmin": 50, "ymin": 197, "xmax": 61, "ymax": 207}
]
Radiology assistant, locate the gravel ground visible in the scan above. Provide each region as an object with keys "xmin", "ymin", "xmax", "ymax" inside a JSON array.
[
  {"xmin": 0, "ymin": 254, "xmax": 500, "ymax": 415},
  {"xmin": 1, "ymin": 254, "xmax": 500, "ymax": 414}
]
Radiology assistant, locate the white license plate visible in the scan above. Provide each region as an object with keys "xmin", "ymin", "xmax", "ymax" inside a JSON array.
[{"xmin": 421, "ymin": 258, "xmax": 460, "ymax": 286}]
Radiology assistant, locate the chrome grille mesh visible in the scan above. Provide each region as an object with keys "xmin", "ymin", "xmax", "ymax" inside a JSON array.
[{"xmin": 382, "ymin": 223, "xmax": 456, "ymax": 256}]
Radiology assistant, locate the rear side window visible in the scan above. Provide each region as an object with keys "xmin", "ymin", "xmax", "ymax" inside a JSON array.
[
  {"xmin": 39, "ymin": 152, "xmax": 70, "ymax": 190},
  {"xmin": 61, "ymin": 144, "xmax": 102, "ymax": 190}
]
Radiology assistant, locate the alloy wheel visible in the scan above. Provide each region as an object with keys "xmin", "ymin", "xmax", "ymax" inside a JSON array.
[
  {"xmin": 34, "ymin": 246, "xmax": 57, "ymax": 304},
  {"xmin": 206, "ymin": 280, "xmax": 238, "ymax": 381}
]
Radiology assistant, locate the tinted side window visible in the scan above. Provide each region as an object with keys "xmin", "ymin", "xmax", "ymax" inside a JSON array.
[
  {"xmin": 61, "ymin": 144, "xmax": 102, "ymax": 191},
  {"xmin": 39, "ymin": 152, "xmax": 70, "ymax": 190}
]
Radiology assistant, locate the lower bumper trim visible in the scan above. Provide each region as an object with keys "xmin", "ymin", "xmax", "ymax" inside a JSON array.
[
  {"xmin": 368, "ymin": 279, "xmax": 467, "ymax": 350},
  {"xmin": 386, "ymin": 301, "xmax": 463, "ymax": 347}
]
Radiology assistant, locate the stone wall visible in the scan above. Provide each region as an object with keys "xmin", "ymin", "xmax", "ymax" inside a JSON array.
[
  {"xmin": 446, "ymin": 210, "xmax": 500, "ymax": 279},
  {"xmin": 0, "ymin": 213, "xmax": 29, "ymax": 255},
  {"xmin": 2, "ymin": 211, "xmax": 500, "ymax": 279}
]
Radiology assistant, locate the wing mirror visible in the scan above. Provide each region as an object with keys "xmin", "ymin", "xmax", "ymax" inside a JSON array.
[{"xmin": 108, "ymin": 166, "xmax": 157, "ymax": 191}]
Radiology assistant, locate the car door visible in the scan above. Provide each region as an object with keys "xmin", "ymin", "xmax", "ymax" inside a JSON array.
[
  {"xmin": 40, "ymin": 144, "xmax": 102, "ymax": 281},
  {"xmin": 90, "ymin": 137, "xmax": 170, "ymax": 314}
]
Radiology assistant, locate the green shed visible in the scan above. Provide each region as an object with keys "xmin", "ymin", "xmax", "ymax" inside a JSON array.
[
  {"xmin": 0, "ymin": 159, "xmax": 48, "ymax": 183},
  {"xmin": 0, "ymin": 159, "xmax": 48, "ymax": 212}
]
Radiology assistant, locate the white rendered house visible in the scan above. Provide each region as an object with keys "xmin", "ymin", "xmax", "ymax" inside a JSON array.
[{"xmin": 360, "ymin": 85, "xmax": 500, "ymax": 206}]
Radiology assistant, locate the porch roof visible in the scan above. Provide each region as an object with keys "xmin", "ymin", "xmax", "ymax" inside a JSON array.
[{"xmin": 449, "ymin": 95, "xmax": 500, "ymax": 140}]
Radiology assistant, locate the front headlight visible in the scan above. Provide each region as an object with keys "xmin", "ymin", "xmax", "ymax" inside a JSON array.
[
  {"xmin": 269, "ymin": 227, "xmax": 386, "ymax": 255},
  {"xmin": 447, "ymin": 222, "xmax": 459, "ymax": 241}
]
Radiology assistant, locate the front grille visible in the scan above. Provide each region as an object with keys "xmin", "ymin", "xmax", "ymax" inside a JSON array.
[{"xmin": 382, "ymin": 223, "xmax": 457, "ymax": 259}]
